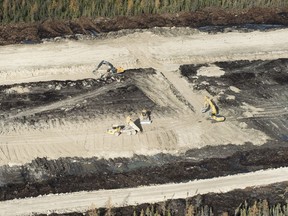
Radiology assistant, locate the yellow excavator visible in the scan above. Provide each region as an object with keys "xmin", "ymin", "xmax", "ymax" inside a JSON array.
[
  {"xmin": 93, "ymin": 60, "xmax": 125, "ymax": 79},
  {"xmin": 201, "ymin": 96, "xmax": 225, "ymax": 122},
  {"xmin": 106, "ymin": 116, "xmax": 141, "ymax": 136}
]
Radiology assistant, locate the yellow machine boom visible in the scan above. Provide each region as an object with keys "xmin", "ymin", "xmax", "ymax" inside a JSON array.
[{"xmin": 202, "ymin": 96, "xmax": 225, "ymax": 122}]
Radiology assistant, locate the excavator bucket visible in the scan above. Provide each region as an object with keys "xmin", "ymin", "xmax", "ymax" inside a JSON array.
[
  {"xmin": 211, "ymin": 114, "xmax": 226, "ymax": 122},
  {"xmin": 106, "ymin": 124, "xmax": 122, "ymax": 136},
  {"xmin": 116, "ymin": 67, "xmax": 125, "ymax": 73}
]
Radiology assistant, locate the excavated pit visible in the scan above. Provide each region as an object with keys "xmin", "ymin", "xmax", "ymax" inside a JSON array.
[
  {"xmin": 0, "ymin": 59, "xmax": 287, "ymax": 216},
  {"xmin": 0, "ymin": 68, "xmax": 159, "ymax": 126},
  {"xmin": 180, "ymin": 58, "xmax": 288, "ymax": 140}
]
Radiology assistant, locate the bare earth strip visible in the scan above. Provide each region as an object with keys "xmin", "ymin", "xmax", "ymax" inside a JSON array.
[
  {"xmin": 0, "ymin": 29, "xmax": 288, "ymax": 85},
  {"xmin": 1, "ymin": 167, "xmax": 288, "ymax": 216}
]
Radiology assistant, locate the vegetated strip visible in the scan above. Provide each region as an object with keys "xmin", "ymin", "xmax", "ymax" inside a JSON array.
[
  {"xmin": 1, "ymin": 167, "xmax": 288, "ymax": 216},
  {"xmin": 2, "ymin": 1, "xmax": 288, "ymax": 23},
  {"xmin": 1, "ymin": 7, "xmax": 288, "ymax": 45}
]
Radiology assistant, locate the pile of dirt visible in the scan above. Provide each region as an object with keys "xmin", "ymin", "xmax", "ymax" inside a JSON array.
[{"xmin": 1, "ymin": 7, "xmax": 288, "ymax": 45}]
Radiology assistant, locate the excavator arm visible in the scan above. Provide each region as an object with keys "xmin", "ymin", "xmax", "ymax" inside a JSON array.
[
  {"xmin": 202, "ymin": 96, "xmax": 225, "ymax": 122},
  {"xmin": 93, "ymin": 60, "xmax": 116, "ymax": 75},
  {"xmin": 93, "ymin": 60, "xmax": 125, "ymax": 77}
]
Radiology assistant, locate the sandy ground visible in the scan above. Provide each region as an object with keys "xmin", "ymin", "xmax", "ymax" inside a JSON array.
[
  {"xmin": 1, "ymin": 167, "xmax": 288, "ymax": 215},
  {"xmin": 1, "ymin": 28, "xmax": 288, "ymax": 84},
  {"xmin": 1, "ymin": 28, "xmax": 288, "ymax": 166}
]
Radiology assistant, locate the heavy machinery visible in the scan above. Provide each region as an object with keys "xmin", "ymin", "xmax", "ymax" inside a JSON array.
[
  {"xmin": 106, "ymin": 116, "xmax": 141, "ymax": 136},
  {"xmin": 139, "ymin": 109, "xmax": 152, "ymax": 124},
  {"xmin": 201, "ymin": 96, "xmax": 225, "ymax": 122},
  {"xmin": 93, "ymin": 60, "xmax": 125, "ymax": 79}
]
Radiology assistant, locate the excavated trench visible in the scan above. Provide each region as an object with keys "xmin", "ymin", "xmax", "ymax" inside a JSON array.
[
  {"xmin": 0, "ymin": 68, "xmax": 158, "ymax": 126},
  {"xmin": 0, "ymin": 59, "xmax": 287, "ymax": 215}
]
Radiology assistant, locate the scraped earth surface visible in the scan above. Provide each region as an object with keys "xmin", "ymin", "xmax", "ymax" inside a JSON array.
[{"xmin": 0, "ymin": 26, "xmax": 288, "ymax": 215}]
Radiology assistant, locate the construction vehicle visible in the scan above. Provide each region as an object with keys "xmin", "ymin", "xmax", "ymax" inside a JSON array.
[
  {"xmin": 201, "ymin": 96, "xmax": 225, "ymax": 122},
  {"xmin": 93, "ymin": 60, "xmax": 125, "ymax": 79},
  {"xmin": 106, "ymin": 116, "xmax": 140, "ymax": 136},
  {"xmin": 139, "ymin": 109, "xmax": 152, "ymax": 124}
]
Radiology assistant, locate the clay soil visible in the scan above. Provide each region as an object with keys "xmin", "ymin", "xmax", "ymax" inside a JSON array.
[{"xmin": 1, "ymin": 7, "xmax": 288, "ymax": 45}]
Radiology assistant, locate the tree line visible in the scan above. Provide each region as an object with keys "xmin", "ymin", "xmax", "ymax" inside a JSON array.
[{"xmin": 0, "ymin": 0, "xmax": 287, "ymax": 23}]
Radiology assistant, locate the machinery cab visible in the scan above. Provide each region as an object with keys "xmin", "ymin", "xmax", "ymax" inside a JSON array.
[
  {"xmin": 202, "ymin": 96, "xmax": 225, "ymax": 122},
  {"xmin": 140, "ymin": 109, "xmax": 152, "ymax": 124}
]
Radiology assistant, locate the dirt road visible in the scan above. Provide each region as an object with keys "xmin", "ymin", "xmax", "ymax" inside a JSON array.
[
  {"xmin": 1, "ymin": 28, "xmax": 288, "ymax": 85},
  {"xmin": 1, "ymin": 167, "xmax": 287, "ymax": 215}
]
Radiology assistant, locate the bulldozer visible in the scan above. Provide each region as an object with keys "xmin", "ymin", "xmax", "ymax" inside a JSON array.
[
  {"xmin": 93, "ymin": 60, "xmax": 125, "ymax": 79},
  {"xmin": 201, "ymin": 96, "xmax": 225, "ymax": 122},
  {"xmin": 106, "ymin": 116, "xmax": 141, "ymax": 136}
]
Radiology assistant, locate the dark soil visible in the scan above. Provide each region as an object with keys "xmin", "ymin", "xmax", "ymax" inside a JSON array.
[
  {"xmin": 0, "ymin": 145, "xmax": 288, "ymax": 202},
  {"xmin": 1, "ymin": 7, "xmax": 288, "ymax": 45},
  {"xmin": 0, "ymin": 59, "xmax": 287, "ymax": 211},
  {"xmin": 180, "ymin": 58, "xmax": 288, "ymax": 140},
  {"xmin": 0, "ymin": 68, "xmax": 159, "ymax": 126}
]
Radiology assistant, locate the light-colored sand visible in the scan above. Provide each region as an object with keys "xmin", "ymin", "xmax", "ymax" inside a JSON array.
[
  {"xmin": 1, "ymin": 28, "xmax": 288, "ymax": 85},
  {"xmin": 197, "ymin": 64, "xmax": 225, "ymax": 77},
  {"xmin": 0, "ymin": 28, "xmax": 288, "ymax": 166}
]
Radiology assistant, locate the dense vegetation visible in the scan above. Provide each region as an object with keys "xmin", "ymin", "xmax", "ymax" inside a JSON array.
[
  {"xmin": 86, "ymin": 200, "xmax": 288, "ymax": 216},
  {"xmin": 0, "ymin": 0, "xmax": 288, "ymax": 23}
]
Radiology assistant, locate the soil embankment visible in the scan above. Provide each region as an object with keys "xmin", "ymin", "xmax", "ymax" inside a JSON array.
[{"xmin": 1, "ymin": 7, "xmax": 288, "ymax": 45}]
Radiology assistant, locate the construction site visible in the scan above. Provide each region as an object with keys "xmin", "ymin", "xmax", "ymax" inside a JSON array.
[{"xmin": 0, "ymin": 8, "xmax": 288, "ymax": 216}]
